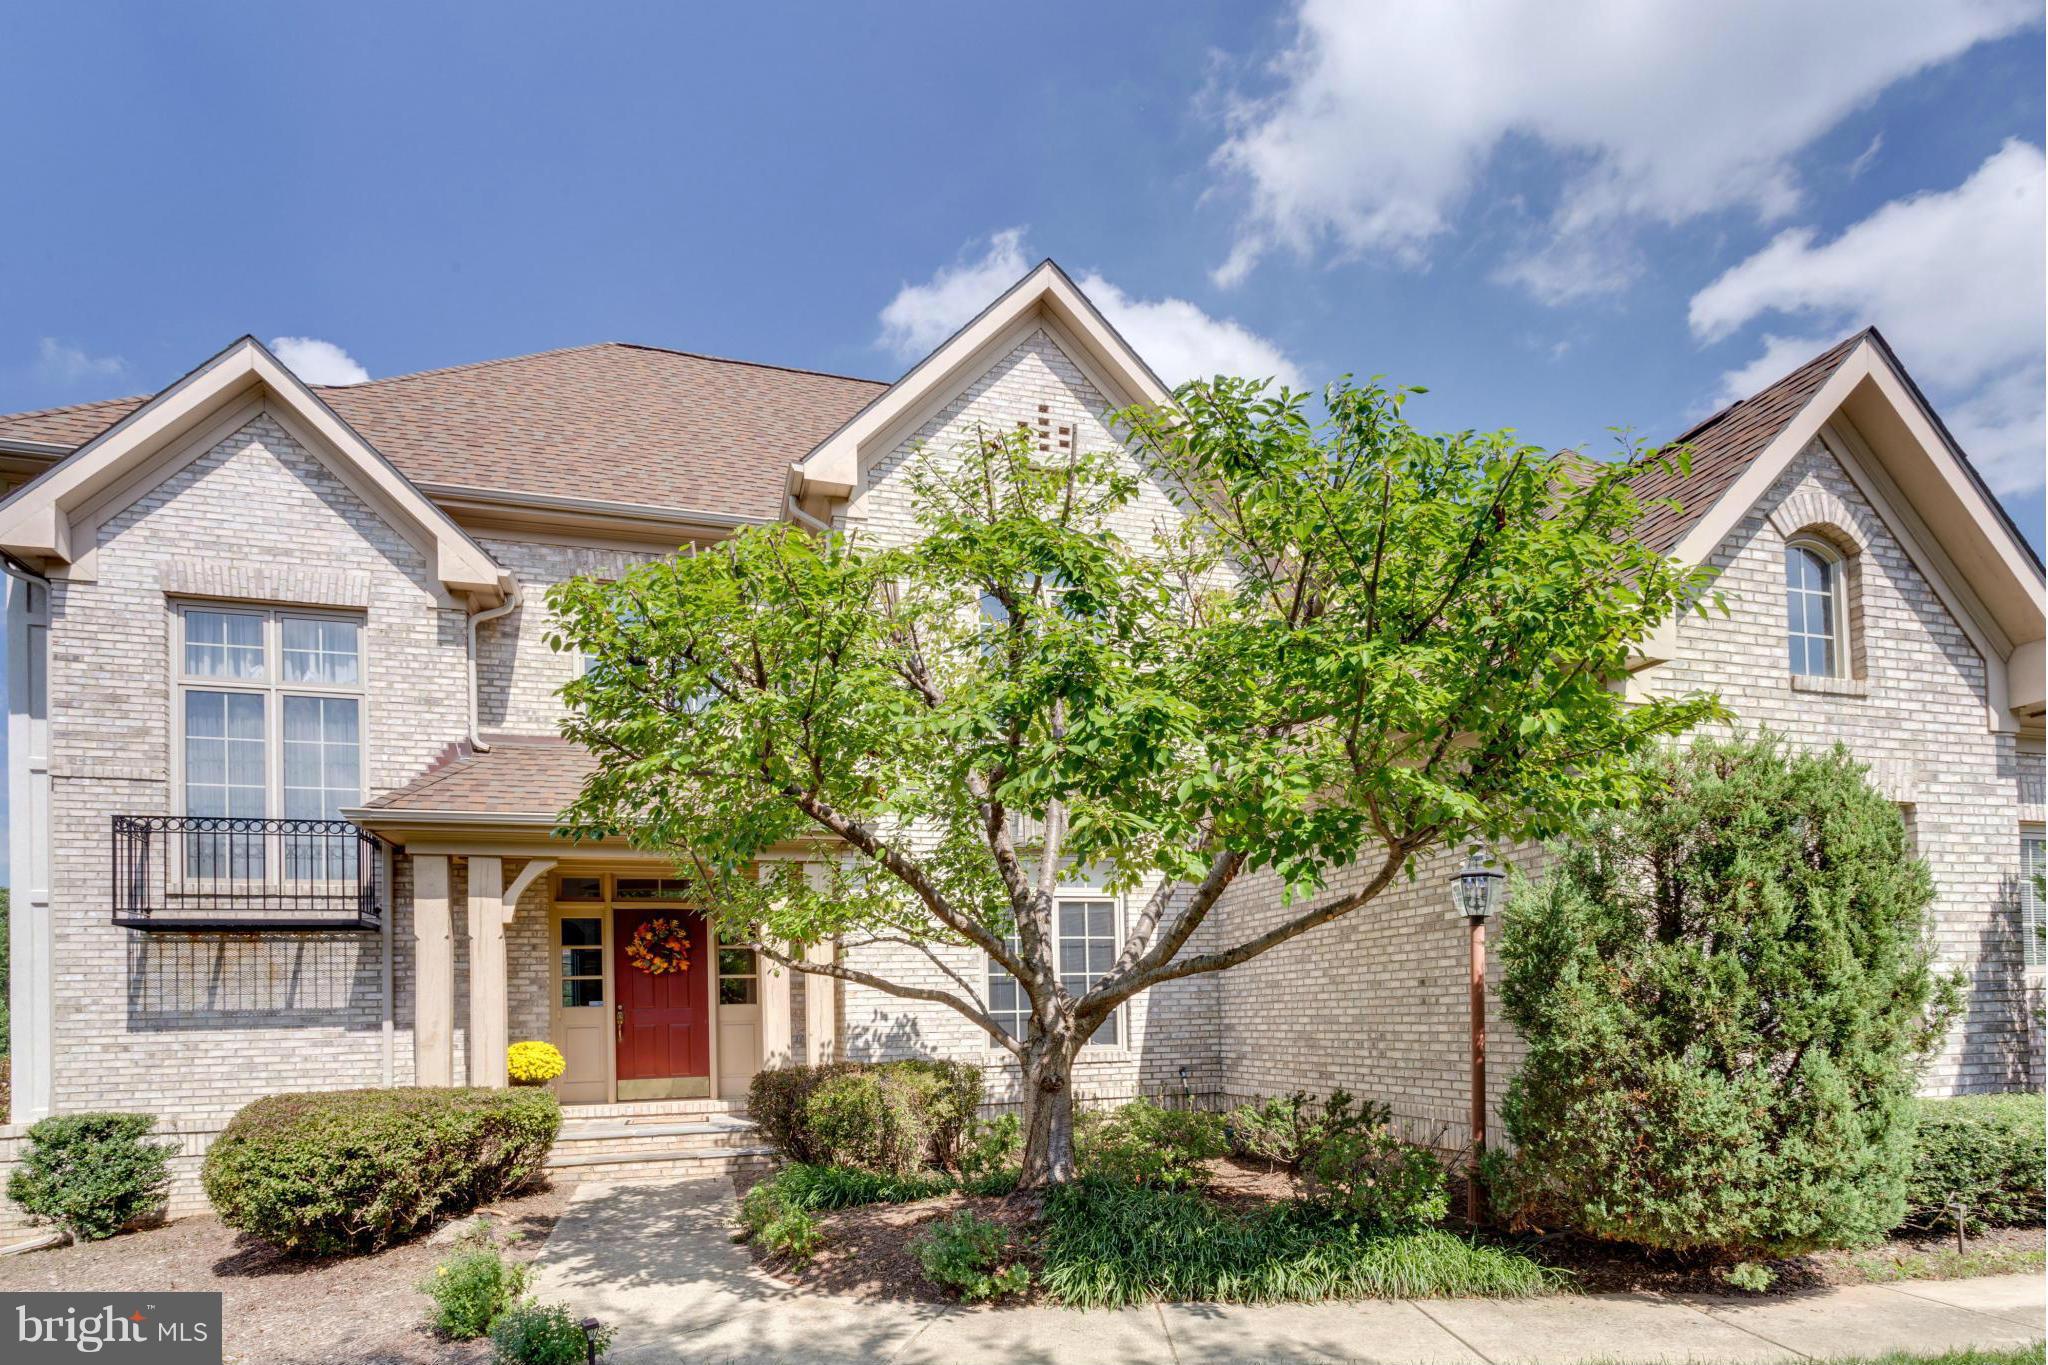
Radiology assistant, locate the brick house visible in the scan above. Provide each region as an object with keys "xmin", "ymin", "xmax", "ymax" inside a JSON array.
[{"xmin": 0, "ymin": 261, "xmax": 2040, "ymax": 1221}]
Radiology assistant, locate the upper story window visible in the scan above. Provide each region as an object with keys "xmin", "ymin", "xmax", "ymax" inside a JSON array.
[
  {"xmin": 1784, "ymin": 539, "xmax": 1846, "ymax": 677},
  {"xmin": 987, "ymin": 893, "xmax": 1123, "ymax": 1048},
  {"xmin": 176, "ymin": 604, "xmax": 365, "ymax": 832}
]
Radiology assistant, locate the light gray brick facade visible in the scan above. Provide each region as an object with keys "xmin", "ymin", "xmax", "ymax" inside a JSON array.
[{"xmin": 1, "ymin": 327, "xmax": 2037, "ymax": 1235}]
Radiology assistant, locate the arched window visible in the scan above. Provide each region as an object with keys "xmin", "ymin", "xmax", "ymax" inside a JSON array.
[{"xmin": 1785, "ymin": 539, "xmax": 1845, "ymax": 677}]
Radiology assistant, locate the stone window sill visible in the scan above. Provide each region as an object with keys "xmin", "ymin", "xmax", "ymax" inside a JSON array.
[{"xmin": 1790, "ymin": 673, "xmax": 1870, "ymax": 698}]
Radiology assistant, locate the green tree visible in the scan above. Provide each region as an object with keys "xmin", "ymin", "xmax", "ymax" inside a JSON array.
[
  {"xmin": 1495, "ymin": 733, "xmax": 1961, "ymax": 1255},
  {"xmin": 550, "ymin": 377, "xmax": 1719, "ymax": 1187}
]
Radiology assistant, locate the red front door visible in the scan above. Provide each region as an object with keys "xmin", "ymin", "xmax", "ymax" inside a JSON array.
[{"xmin": 613, "ymin": 907, "xmax": 711, "ymax": 1087}]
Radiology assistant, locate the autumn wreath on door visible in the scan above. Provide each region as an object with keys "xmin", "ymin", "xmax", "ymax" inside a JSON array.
[{"xmin": 625, "ymin": 917, "xmax": 692, "ymax": 976}]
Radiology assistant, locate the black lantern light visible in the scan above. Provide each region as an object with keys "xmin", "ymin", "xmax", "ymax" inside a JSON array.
[{"xmin": 1450, "ymin": 848, "xmax": 1505, "ymax": 922}]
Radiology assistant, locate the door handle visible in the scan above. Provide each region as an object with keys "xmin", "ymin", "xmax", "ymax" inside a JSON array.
[{"xmin": 615, "ymin": 1005, "xmax": 624, "ymax": 1042}]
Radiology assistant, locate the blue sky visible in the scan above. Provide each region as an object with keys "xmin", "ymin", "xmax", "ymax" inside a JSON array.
[
  {"xmin": 0, "ymin": 6, "xmax": 2042, "ymax": 876},
  {"xmin": 1, "ymin": 3, "xmax": 2040, "ymax": 546}
]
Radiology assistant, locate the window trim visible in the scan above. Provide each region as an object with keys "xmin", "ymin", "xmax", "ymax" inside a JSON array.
[
  {"xmin": 2021, "ymin": 825, "xmax": 2045, "ymax": 972},
  {"xmin": 1785, "ymin": 536, "xmax": 1849, "ymax": 680},
  {"xmin": 169, "ymin": 601, "xmax": 369, "ymax": 825},
  {"xmin": 984, "ymin": 887, "xmax": 1129, "ymax": 1056}
]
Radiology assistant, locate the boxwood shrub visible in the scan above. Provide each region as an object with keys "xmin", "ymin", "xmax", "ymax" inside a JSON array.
[
  {"xmin": 6, "ymin": 1112, "xmax": 172, "ymax": 1240},
  {"xmin": 1903, "ymin": 1093, "xmax": 2046, "ymax": 1232},
  {"xmin": 201, "ymin": 1087, "xmax": 560, "ymax": 1256},
  {"xmin": 748, "ymin": 1059, "xmax": 980, "ymax": 1175}
]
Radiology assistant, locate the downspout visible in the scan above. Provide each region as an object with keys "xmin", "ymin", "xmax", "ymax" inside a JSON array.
[
  {"xmin": 465, "ymin": 588, "xmax": 522, "ymax": 754},
  {"xmin": 785, "ymin": 490, "xmax": 832, "ymax": 535},
  {"xmin": 379, "ymin": 840, "xmax": 395, "ymax": 1085}
]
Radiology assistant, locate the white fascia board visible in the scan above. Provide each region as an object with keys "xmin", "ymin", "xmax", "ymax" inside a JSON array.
[
  {"xmin": 795, "ymin": 260, "xmax": 1173, "ymax": 497},
  {"xmin": 0, "ymin": 336, "xmax": 510, "ymax": 600}
]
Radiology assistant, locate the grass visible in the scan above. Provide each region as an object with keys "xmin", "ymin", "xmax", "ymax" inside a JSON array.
[
  {"xmin": 1799, "ymin": 1352, "xmax": 2040, "ymax": 1365},
  {"xmin": 1037, "ymin": 1177, "xmax": 1562, "ymax": 1309},
  {"xmin": 1838, "ymin": 1242, "xmax": 2047, "ymax": 1284}
]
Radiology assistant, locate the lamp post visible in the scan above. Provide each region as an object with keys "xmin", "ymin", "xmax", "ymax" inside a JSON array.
[{"xmin": 1451, "ymin": 847, "xmax": 1504, "ymax": 1223}]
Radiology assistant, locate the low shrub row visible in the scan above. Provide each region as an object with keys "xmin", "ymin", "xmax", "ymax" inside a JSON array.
[
  {"xmin": 1903, "ymin": 1093, "xmax": 2046, "ymax": 1233},
  {"xmin": 748, "ymin": 1060, "xmax": 981, "ymax": 1177},
  {"xmin": 202, "ymin": 1087, "xmax": 561, "ymax": 1256}
]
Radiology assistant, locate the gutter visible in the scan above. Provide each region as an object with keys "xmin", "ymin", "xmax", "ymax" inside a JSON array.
[{"xmin": 465, "ymin": 588, "xmax": 522, "ymax": 753}]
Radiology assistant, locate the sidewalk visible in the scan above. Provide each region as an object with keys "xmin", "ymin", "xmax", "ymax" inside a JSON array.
[{"xmin": 529, "ymin": 1176, "xmax": 2047, "ymax": 1365}]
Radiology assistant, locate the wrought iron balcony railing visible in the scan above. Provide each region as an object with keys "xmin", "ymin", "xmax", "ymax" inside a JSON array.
[{"xmin": 111, "ymin": 815, "xmax": 385, "ymax": 931}]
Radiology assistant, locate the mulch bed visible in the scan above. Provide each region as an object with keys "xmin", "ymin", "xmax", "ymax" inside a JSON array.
[
  {"xmin": 0, "ymin": 1181, "xmax": 571, "ymax": 1365},
  {"xmin": 749, "ymin": 1155, "xmax": 2045, "ymax": 1305},
  {"xmin": 770, "ymin": 1189, "xmax": 1040, "ymax": 1303},
  {"xmin": 1512, "ymin": 1222, "xmax": 2045, "ymax": 1295}
]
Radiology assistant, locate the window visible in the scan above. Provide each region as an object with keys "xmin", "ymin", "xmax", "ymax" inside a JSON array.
[
  {"xmin": 718, "ymin": 947, "xmax": 759, "ymax": 1005},
  {"xmin": 986, "ymin": 894, "xmax": 1121, "ymax": 1047},
  {"xmin": 1785, "ymin": 540, "xmax": 1845, "ymax": 677},
  {"xmin": 176, "ymin": 605, "xmax": 365, "ymax": 878},
  {"xmin": 560, "ymin": 915, "xmax": 605, "ymax": 1007},
  {"xmin": 2022, "ymin": 829, "xmax": 2045, "ymax": 970}
]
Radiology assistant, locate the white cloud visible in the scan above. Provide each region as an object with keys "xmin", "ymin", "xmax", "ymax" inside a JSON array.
[
  {"xmin": 879, "ymin": 230, "xmax": 1304, "ymax": 389},
  {"xmin": 269, "ymin": 336, "xmax": 370, "ymax": 386},
  {"xmin": 1689, "ymin": 140, "xmax": 2047, "ymax": 494},
  {"xmin": 35, "ymin": 338, "xmax": 125, "ymax": 384},
  {"xmin": 1210, "ymin": 0, "xmax": 2034, "ymax": 293}
]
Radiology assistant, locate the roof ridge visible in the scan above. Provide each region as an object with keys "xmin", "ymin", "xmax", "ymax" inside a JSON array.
[
  {"xmin": 608, "ymin": 342, "xmax": 889, "ymax": 388},
  {"xmin": 310, "ymin": 341, "xmax": 622, "ymax": 393}
]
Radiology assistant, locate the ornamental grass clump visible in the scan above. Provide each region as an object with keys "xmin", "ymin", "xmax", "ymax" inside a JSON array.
[
  {"xmin": 1037, "ymin": 1179, "xmax": 1557, "ymax": 1308},
  {"xmin": 1494, "ymin": 734, "xmax": 1960, "ymax": 1258},
  {"xmin": 202, "ymin": 1087, "xmax": 560, "ymax": 1256}
]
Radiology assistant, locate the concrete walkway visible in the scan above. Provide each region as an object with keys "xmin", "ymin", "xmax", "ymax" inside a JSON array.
[{"xmin": 530, "ymin": 1176, "xmax": 2047, "ymax": 1365}]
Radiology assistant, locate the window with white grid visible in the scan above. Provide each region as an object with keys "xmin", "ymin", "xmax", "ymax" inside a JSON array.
[{"xmin": 986, "ymin": 895, "xmax": 1122, "ymax": 1047}]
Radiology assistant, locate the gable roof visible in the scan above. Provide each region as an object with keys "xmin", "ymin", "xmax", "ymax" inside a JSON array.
[
  {"xmin": 0, "ymin": 336, "xmax": 509, "ymax": 598},
  {"xmin": 794, "ymin": 259, "xmax": 1173, "ymax": 496},
  {"xmin": 1633, "ymin": 332, "xmax": 1867, "ymax": 555},
  {"xmin": 0, "ymin": 342, "xmax": 888, "ymax": 524}
]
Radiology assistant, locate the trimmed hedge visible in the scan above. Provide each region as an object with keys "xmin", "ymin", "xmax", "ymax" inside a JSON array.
[
  {"xmin": 6, "ymin": 1112, "xmax": 172, "ymax": 1240},
  {"xmin": 748, "ymin": 1060, "xmax": 980, "ymax": 1175},
  {"xmin": 201, "ymin": 1087, "xmax": 560, "ymax": 1256},
  {"xmin": 1904, "ymin": 1093, "xmax": 2046, "ymax": 1232}
]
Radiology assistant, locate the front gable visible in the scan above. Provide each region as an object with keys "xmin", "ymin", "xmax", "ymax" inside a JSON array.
[
  {"xmin": 0, "ymin": 337, "xmax": 509, "ymax": 604},
  {"xmin": 1641, "ymin": 332, "xmax": 2044, "ymax": 732},
  {"xmin": 793, "ymin": 259, "xmax": 1172, "ymax": 503}
]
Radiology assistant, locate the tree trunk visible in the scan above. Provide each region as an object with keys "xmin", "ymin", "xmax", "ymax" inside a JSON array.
[{"xmin": 1016, "ymin": 1036, "xmax": 1081, "ymax": 1188}]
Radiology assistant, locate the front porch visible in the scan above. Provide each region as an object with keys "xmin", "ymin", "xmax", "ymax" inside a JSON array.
[{"xmin": 403, "ymin": 853, "xmax": 836, "ymax": 1099}]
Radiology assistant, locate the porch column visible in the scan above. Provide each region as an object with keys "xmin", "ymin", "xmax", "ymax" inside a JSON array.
[
  {"xmin": 803, "ymin": 939, "xmax": 837, "ymax": 1065},
  {"xmin": 759, "ymin": 943, "xmax": 792, "ymax": 1068},
  {"xmin": 413, "ymin": 854, "xmax": 454, "ymax": 1086},
  {"xmin": 466, "ymin": 855, "xmax": 508, "ymax": 1087}
]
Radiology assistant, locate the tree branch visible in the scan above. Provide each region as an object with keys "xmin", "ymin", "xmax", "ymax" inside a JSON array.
[{"xmin": 755, "ymin": 941, "xmax": 1021, "ymax": 1058}]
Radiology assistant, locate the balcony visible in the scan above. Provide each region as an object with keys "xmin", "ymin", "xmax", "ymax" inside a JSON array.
[{"xmin": 111, "ymin": 815, "xmax": 386, "ymax": 932}]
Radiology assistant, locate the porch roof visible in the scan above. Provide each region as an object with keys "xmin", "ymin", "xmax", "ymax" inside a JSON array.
[{"xmin": 355, "ymin": 732, "xmax": 595, "ymax": 823}]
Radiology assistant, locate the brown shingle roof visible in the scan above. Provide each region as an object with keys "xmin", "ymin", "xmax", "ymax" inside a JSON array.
[
  {"xmin": 0, "ymin": 342, "xmax": 887, "ymax": 523},
  {"xmin": 358, "ymin": 733, "xmax": 595, "ymax": 818},
  {"xmin": 1631, "ymin": 330, "xmax": 1867, "ymax": 553}
]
